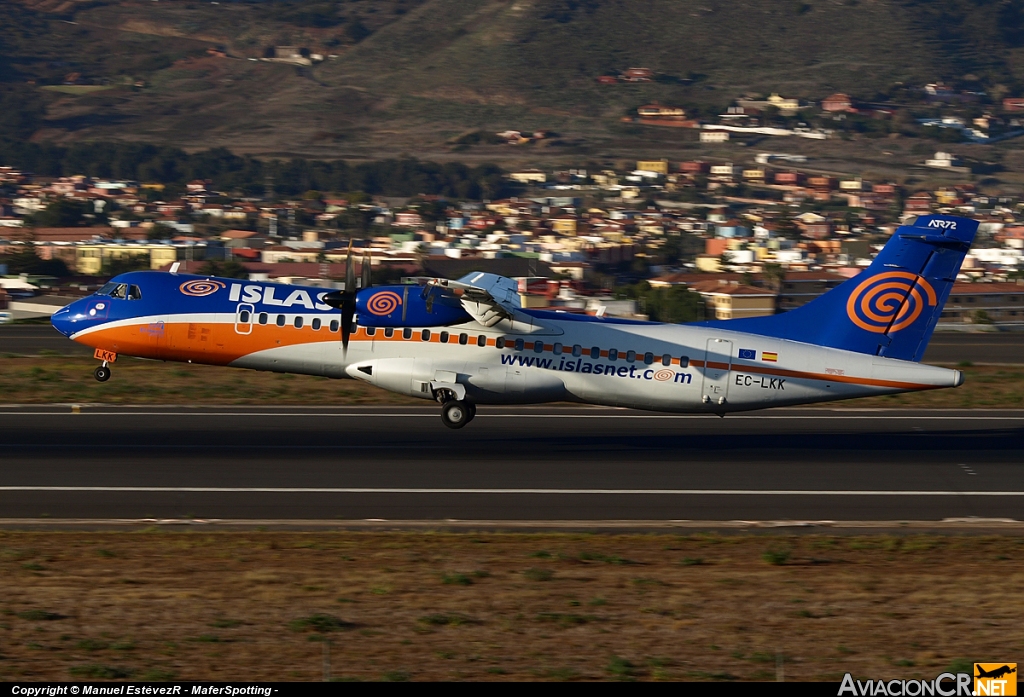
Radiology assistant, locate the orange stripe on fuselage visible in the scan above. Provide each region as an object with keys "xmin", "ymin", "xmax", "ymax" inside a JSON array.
[{"xmin": 76, "ymin": 320, "xmax": 940, "ymax": 390}]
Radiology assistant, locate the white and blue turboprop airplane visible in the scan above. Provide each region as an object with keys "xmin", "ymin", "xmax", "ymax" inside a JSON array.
[{"xmin": 51, "ymin": 214, "xmax": 976, "ymax": 428}]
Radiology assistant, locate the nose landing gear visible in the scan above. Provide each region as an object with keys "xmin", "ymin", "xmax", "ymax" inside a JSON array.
[{"xmin": 94, "ymin": 364, "xmax": 111, "ymax": 382}]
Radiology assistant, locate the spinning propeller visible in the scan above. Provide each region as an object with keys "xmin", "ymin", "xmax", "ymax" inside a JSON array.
[{"xmin": 322, "ymin": 241, "xmax": 372, "ymax": 351}]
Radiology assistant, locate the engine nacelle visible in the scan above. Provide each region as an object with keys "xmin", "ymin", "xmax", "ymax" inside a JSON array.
[{"xmin": 356, "ymin": 285, "xmax": 471, "ymax": 328}]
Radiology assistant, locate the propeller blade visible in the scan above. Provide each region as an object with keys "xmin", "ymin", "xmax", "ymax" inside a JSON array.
[
  {"xmin": 345, "ymin": 240, "xmax": 355, "ymax": 294},
  {"xmin": 341, "ymin": 296, "xmax": 353, "ymax": 350},
  {"xmin": 341, "ymin": 240, "xmax": 356, "ymax": 351},
  {"xmin": 361, "ymin": 251, "xmax": 372, "ymax": 291}
]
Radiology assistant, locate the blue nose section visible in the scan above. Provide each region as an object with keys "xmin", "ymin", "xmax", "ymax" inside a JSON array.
[{"xmin": 51, "ymin": 304, "xmax": 74, "ymax": 338}]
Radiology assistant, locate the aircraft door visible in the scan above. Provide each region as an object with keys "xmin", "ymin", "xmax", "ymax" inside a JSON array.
[
  {"xmin": 234, "ymin": 303, "xmax": 254, "ymax": 335},
  {"xmin": 701, "ymin": 338, "xmax": 733, "ymax": 406}
]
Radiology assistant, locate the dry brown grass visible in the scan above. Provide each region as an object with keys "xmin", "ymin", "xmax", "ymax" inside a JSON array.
[
  {"xmin": 0, "ymin": 356, "xmax": 1021, "ymax": 409},
  {"xmin": 0, "ymin": 531, "xmax": 1020, "ymax": 681}
]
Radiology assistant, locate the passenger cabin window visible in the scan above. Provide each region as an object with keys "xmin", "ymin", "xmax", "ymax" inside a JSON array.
[
  {"xmin": 644, "ymin": 352, "xmax": 654, "ymax": 365},
  {"xmin": 330, "ymin": 320, "xmax": 339, "ymax": 332},
  {"xmin": 496, "ymin": 337, "xmax": 506, "ymax": 349},
  {"xmin": 239, "ymin": 310, "xmax": 251, "ymax": 323},
  {"xmin": 403, "ymin": 328, "xmax": 412, "ymax": 340},
  {"xmin": 590, "ymin": 346, "xmax": 599, "ymax": 359},
  {"xmin": 553, "ymin": 343, "xmax": 563, "ymax": 355},
  {"xmin": 679, "ymin": 356, "xmax": 690, "ymax": 368},
  {"xmin": 440, "ymin": 331, "xmax": 449, "ymax": 343},
  {"xmin": 477, "ymin": 335, "xmax": 486, "ymax": 347},
  {"xmin": 276, "ymin": 315, "xmax": 285, "ymax": 327},
  {"xmin": 128, "ymin": 285, "xmax": 142, "ymax": 300},
  {"xmin": 384, "ymin": 327, "xmax": 394, "ymax": 338},
  {"xmin": 626, "ymin": 350, "xmax": 636, "ymax": 363},
  {"xmin": 110, "ymin": 284, "xmax": 128, "ymax": 300},
  {"xmin": 421, "ymin": 329, "xmax": 431, "ymax": 341},
  {"xmin": 608, "ymin": 349, "xmax": 618, "ymax": 361},
  {"xmin": 294, "ymin": 316, "xmax": 304, "ymax": 329},
  {"xmin": 312, "ymin": 318, "xmax": 321, "ymax": 331},
  {"xmin": 259, "ymin": 313, "xmax": 268, "ymax": 325},
  {"xmin": 533, "ymin": 340, "xmax": 543, "ymax": 353},
  {"xmin": 572, "ymin": 344, "xmax": 582, "ymax": 357},
  {"xmin": 459, "ymin": 333, "xmax": 468, "ymax": 345},
  {"xmin": 661, "ymin": 354, "xmax": 672, "ymax": 366},
  {"xmin": 515, "ymin": 338, "xmax": 525, "ymax": 351}
]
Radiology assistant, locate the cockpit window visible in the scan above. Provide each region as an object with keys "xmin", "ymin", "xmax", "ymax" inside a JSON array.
[
  {"xmin": 97, "ymin": 282, "xmax": 118, "ymax": 296},
  {"xmin": 128, "ymin": 285, "xmax": 142, "ymax": 300},
  {"xmin": 109, "ymin": 284, "xmax": 128, "ymax": 300}
]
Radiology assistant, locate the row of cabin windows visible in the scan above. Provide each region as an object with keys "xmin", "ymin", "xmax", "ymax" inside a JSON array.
[
  {"xmin": 244, "ymin": 312, "xmax": 341, "ymax": 333},
  {"xmin": 499, "ymin": 338, "xmax": 689, "ymax": 367},
  {"xmin": 236, "ymin": 318, "xmax": 690, "ymax": 366}
]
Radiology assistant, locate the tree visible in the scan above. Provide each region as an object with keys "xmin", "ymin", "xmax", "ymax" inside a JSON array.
[
  {"xmin": 2, "ymin": 248, "xmax": 70, "ymax": 277},
  {"xmin": 29, "ymin": 199, "xmax": 90, "ymax": 227},
  {"xmin": 762, "ymin": 262, "xmax": 786, "ymax": 291},
  {"xmin": 147, "ymin": 224, "xmax": 177, "ymax": 240},
  {"xmin": 200, "ymin": 260, "xmax": 250, "ymax": 279},
  {"xmin": 102, "ymin": 254, "xmax": 151, "ymax": 276}
]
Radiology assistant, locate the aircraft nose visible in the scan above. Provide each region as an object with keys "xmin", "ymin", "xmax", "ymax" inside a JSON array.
[{"xmin": 50, "ymin": 303, "xmax": 76, "ymax": 338}]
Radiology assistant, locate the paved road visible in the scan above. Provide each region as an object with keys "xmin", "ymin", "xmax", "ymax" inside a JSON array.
[
  {"xmin": 0, "ymin": 325, "xmax": 91, "ymax": 355},
  {"xmin": 0, "ymin": 406, "xmax": 1021, "ymax": 524},
  {"xmin": 2, "ymin": 325, "xmax": 1023, "ymax": 363}
]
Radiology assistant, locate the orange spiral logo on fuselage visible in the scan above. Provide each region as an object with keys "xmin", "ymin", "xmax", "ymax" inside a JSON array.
[
  {"xmin": 366, "ymin": 290, "xmax": 402, "ymax": 316},
  {"xmin": 653, "ymin": 369, "xmax": 675, "ymax": 382},
  {"xmin": 179, "ymin": 279, "xmax": 226, "ymax": 297},
  {"xmin": 845, "ymin": 271, "xmax": 937, "ymax": 334}
]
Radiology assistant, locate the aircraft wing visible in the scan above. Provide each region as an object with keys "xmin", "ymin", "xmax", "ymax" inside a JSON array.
[{"xmin": 420, "ymin": 272, "xmax": 521, "ymax": 327}]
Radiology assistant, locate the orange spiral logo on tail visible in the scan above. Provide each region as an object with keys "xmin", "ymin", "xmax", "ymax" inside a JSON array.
[
  {"xmin": 845, "ymin": 272, "xmax": 937, "ymax": 334},
  {"xmin": 366, "ymin": 290, "xmax": 402, "ymax": 316},
  {"xmin": 179, "ymin": 279, "xmax": 226, "ymax": 297}
]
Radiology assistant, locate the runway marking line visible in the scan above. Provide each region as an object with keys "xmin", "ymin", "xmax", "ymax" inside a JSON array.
[
  {"xmin": 2, "ymin": 412, "xmax": 1024, "ymax": 421},
  {"xmin": 0, "ymin": 486, "xmax": 1021, "ymax": 496}
]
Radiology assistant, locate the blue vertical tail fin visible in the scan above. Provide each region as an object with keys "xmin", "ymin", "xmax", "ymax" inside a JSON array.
[{"xmin": 697, "ymin": 215, "xmax": 978, "ymax": 361}]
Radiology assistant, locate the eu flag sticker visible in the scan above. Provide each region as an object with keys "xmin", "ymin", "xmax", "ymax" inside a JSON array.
[{"xmin": 738, "ymin": 348, "xmax": 756, "ymax": 360}]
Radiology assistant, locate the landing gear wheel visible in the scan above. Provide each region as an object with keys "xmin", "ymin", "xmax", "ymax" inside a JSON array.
[
  {"xmin": 441, "ymin": 400, "xmax": 471, "ymax": 429},
  {"xmin": 94, "ymin": 365, "xmax": 111, "ymax": 382},
  {"xmin": 466, "ymin": 402, "xmax": 476, "ymax": 423}
]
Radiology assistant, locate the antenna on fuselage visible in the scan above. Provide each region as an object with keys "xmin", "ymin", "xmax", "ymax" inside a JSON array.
[{"xmin": 169, "ymin": 262, "xmax": 180, "ymax": 274}]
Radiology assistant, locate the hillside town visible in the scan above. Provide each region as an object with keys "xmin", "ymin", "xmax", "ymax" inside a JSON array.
[{"xmin": 2, "ymin": 143, "xmax": 1024, "ymax": 327}]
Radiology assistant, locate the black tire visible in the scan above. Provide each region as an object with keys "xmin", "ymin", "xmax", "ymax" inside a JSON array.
[
  {"xmin": 94, "ymin": 365, "xmax": 111, "ymax": 382},
  {"xmin": 466, "ymin": 402, "xmax": 477, "ymax": 422},
  {"xmin": 441, "ymin": 400, "xmax": 471, "ymax": 429}
]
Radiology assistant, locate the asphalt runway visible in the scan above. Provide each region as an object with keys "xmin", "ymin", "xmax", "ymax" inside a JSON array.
[
  {"xmin": 1, "ymin": 406, "xmax": 1022, "ymax": 526},
  {"xmin": 2, "ymin": 325, "xmax": 1023, "ymax": 363}
]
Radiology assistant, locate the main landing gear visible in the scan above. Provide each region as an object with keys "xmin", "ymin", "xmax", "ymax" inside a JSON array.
[
  {"xmin": 441, "ymin": 400, "xmax": 475, "ymax": 429},
  {"xmin": 435, "ymin": 387, "xmax": 476, "ymax": 429},
  {"xmin": 94, "ymin": 364, "xmax": 111, "ymax": 382}
]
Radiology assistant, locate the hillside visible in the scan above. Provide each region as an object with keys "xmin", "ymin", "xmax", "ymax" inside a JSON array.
[{"xmin": 3, "ymin": 0, "xmax": 1024, "ymax": 163}]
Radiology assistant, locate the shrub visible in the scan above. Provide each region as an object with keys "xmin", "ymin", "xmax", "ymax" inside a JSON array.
[{"xmin": 288, "ymin": 613, "xmax": 355, "ymax": 633}]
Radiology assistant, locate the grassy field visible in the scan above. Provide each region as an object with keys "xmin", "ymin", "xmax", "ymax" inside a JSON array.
[
  {"xmin": 0, "ymin": 355, "xmax": 1021, "ymax": 408},
  {"xmin": 0, "ymin": 531, "xmax": 1019, "ymax": 682}
]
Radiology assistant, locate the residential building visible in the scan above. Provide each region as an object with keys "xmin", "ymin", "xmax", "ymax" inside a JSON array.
[
  {"xmin": 700, "ymin": 131, "xmax": 730, "ymax": 143},
  {"xmin": 686, "ymin": 280, "xmax": 777, "ymax": 319},
  {"xmin": 822, "ymin": 93, "xmax": 855, "ymax": 113},
  {"xmin": 941, "ymin": 281, "xmax": 1024, "ymax": 323},
  {"xmin": 636, "ymin": 159, "xmax": 669, "ymax": 175}
]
